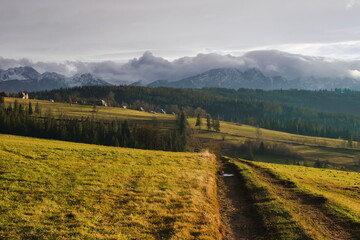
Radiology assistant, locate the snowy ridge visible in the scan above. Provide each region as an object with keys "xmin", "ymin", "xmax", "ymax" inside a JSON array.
[{"xmin": 0, "ymin": 67, "xmax": 111, "ymax": 92}]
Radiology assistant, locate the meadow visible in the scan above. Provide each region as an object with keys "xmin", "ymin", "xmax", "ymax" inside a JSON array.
[
  {"xmin": 0, "ymin": 134, "xmax": 220, "ymax": 239},
  {"xmin": 3, "ymin": 97, "xmax": 175, "ymax": 128},
  {"xmin": 189, "ymin": 118, "xmax": 360, "ymax": 169},
  {"xmin": 5, "ymin": 97, "xmax": 360, "ymax": 169},
  {"xmin": 231, "ymin": 158, "xmax": 360, "ymax": 240}
]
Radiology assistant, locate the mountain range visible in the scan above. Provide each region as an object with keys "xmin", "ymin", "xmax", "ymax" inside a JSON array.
[
  {"xmin": 0, "ymin": 67, "xmax": 111, "ymax": 92},
  {"xmin": 147, "ymin": 68, "xmax": 360, "ymax": 90},
  {"xmin": 1, "ymin": 50, "xmax": 360, "ymax": 92}
]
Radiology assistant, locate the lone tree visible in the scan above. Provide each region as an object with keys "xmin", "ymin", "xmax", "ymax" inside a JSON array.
[
  {"xmin": 206, "ymin": 114, "xmax": 211, "ymax": 130},
  {"xmin": 195, "ymin": 113, "xmax": 202, "ymax": 129}
]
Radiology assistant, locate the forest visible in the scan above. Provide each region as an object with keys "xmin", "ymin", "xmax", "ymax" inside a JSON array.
[
  {"xmin": 27, "ymin": 86, "xmax": 360, "ymax": 141},
  {"xmin": 0, "ymin": 97, "xmax": 188, "ymax": 151}
]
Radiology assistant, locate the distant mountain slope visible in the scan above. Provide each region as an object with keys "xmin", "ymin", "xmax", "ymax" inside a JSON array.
[
  {"xmin": 0, "ymin": 67, "xmax": 111, "ymax": 92},
  {"xmin": 148, "ymin": 67, "xmax": 360, "ymax": 90},
  {"xmin": 148, "ymin": 68, "xmax": 287, "ymax": 89}
]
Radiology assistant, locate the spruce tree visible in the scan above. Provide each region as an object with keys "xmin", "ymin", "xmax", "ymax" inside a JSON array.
[
  {"xmin": 206, "ymin": 114, "xmax": 211, "ymax": 130},
  {"xmin": 195, "ymin": 113, "xmax": 202, "ymax": 129},
  {"xmin": 14, "ymin": 100, "xmax": 19, "ymax": 112},
  {"xmin": 28, "ymin": 102, "xmax": 33, "ymax": 115},
  {"xmin": 178, "ymin": 111, "xmax": 187, "ymax": 135},
  {"xmin": 35, "ymin": 103, "xmax": 41, "ymax": 115},
  {"xmin": 214, "ymin": 117, "xmax": 220, "ymax": 132},
  {"xmin": 121, "ymin": 120, "xmax": 131, "ymax": 147}
]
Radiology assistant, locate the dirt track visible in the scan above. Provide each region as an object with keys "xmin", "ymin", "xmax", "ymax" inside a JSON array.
[{"xmin": 217, "ymin": 159, "xmax": 260, "ymax": 240}]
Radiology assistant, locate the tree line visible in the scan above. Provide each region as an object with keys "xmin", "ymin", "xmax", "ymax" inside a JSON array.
[
  {"xmin": 0, "ymin": 99, "xmax": 189, "ymax": 152},
  {"xmin": 29, "ymin": 86, "xmax": 360, "ymax": 141}
]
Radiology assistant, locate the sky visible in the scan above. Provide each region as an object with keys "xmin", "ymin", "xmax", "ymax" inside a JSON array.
[{"xmin": 1, "ymin": 0, "xmax": 360, "ymax": 63}]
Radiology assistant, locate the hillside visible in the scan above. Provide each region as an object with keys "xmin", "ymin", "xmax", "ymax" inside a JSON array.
[
  {"xmin": 3, "ymin": 97, "xmax": 360, "ymax": 171},
  {"xmin": 26, "ymin": 86, "xmax": 360, "ymax": 141},
  {"xmin": 204, "ymin": 88, "xmax": 360, "ymax": 117},
  {"xmin": 0, "ymin": 134, "xmax": 220, "ymax": 239},
  {"xmin": 1, "ymin": 96, "xmax": 360, "ymax": 239}
]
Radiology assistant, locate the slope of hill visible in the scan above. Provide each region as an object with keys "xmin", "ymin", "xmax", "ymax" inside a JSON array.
[
  {"xmin": 0, "ymin": 134, "xmax": 220, "ymax": 239},
  {"xmin": 28, "ymin": 86, "xmax": 360, "ymax": 141},
  {"xmin": 4, "ymin": 97, "xmax": 360, "ymax": 170},
  {"xmin": 1, "ymin": 96, "xmax": 360, "ymax": 239},
  {"xmin": 204, "ymin": 88, "xmax": 360, "ymax": 116}
]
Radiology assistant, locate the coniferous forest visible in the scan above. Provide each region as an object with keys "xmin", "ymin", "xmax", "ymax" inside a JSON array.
[
  {"xmin": 0, "ymin": 97, "xmax": 189, "ymax": 151},
  {"xmin": 28, "ymin": 86, "xmax": 360, "ymax": 141}
]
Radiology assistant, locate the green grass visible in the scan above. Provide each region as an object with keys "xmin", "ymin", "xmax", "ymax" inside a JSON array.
[
  {"xmin": 189, "ymin": 118, "xmax": 360, "ymax": 168},
  {"xmin": 6, "ymin": 97, "xmax": 360, "ymax": 168},
  {"xmin": 254, "ymin": 161, "xmax": 360, "ymax": 223},
  {"xmin": 230, "ymin": 159, "xmax": 309, "ymax": 240},
  {"xmin": 232, "ymin": 158, "xmax": 360, "ymax": 239},
  {"xmin": 0, "ymin": 134, "xmax": 220, "ymax": 239},
  {"xmin": 4, "ymin": 97, "xmax": 176, "ymax": 128}
]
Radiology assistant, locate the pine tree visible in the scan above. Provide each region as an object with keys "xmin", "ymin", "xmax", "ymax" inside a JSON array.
[
  {"xmin": 206, "ymin": 114, "xmax": 211, "ymax": 130},
  {"xmin": 28, "ymin": 102, "xmax": 33, "ymax": 115},
  {"xmin": 92, "ymin": 104, "xmax": 97, "ymax": 113},
  {"xmin": 14, "ymin": 100, "xmax": 19, "ymax": 112},
  {"xmin": 35, "ymin": 103, "xmax": 41, "ymax": 115},
  {"xmin": 19, "ymin": 103, "xmax": 24, "ymax": 113},
  {"xmin": 214, "ymin": 117, "xmax": 220, "ymax": 132},
  {"xmin": 178, "ymin": 111, "xmax": 187, "ymax": 135},
  {"xmin": 121, "ymin": 120, "xmax": 131, "ymax": 147},
  {"xmin": 195, "ymin": 113, "xmax": 202, "ymax": 129}
]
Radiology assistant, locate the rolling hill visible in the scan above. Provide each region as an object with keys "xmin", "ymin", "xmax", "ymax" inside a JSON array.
[
  {"xmin": 0, "ymin": 134, "xmax": 220, "ymax": 239},
  {"xmin": 1, "ymin": 94, "xmax": 360, "ymax": 239}
]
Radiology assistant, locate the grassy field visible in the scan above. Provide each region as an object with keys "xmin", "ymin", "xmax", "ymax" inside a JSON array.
[
  {"xmin": 0, "ymin": 134, "xmax": 220, "ymax": 239},
  {"xmin": 3, "ymin": 97, "xmax": 176, "ymax": 128},
  {"xmin": 231, "ymin": 158, "xmax": 360, "ymax": 240},
  {"xmin": 5, "ymin": 97, "xmax": 360, "ymax": 168},
  {"xmin": 189, "ymin": 118, "xmax": 360, "ymax": 169}
]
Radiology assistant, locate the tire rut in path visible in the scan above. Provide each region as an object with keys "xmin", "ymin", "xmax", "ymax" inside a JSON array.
[{"xmin": 217, "ymin": 159, "xmax": 260, "ymax": 240}]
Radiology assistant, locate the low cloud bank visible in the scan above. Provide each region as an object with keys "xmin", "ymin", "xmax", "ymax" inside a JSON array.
[{"xmin": 1, "ymin": 50, "xmax": 360, "ymax": 84}]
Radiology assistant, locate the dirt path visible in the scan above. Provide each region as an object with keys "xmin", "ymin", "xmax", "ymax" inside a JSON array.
[
  {"xmin": 245, "ymin": 162, "xmax": 356, "ymax": 240},
  {"xmin": 217, "ymin": 159, "xmax": 260, "ymax": 240}
]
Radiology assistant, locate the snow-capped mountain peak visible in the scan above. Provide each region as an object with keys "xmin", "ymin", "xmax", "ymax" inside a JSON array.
[{"xmin": 0, "ymin": 67, "xmax": 111, "ymax": 92}]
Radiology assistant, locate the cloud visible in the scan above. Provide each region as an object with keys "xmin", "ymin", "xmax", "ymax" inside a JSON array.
[
  {"xmin": 1, "ymin": 50, "xmax": 360, "ymax": 85},
  {"xmin": 241, "ymin": 50, "xmax": 360, "ymax": 79},
  {"xmin": 0, "ymin": 56, "xmax": 75, "ymax": 76},
  {"xmin": 346, "ymin": 0, "xmax": 360, "ymax": 9},
  {"xmin": 350, "ymin": 70, "xmax": 360, "ymax": 78}
]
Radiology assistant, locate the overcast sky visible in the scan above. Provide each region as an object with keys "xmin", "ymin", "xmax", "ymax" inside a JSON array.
[{"xmin": 0, "ymin": 0, "xmax": 360, "ymax": 62}]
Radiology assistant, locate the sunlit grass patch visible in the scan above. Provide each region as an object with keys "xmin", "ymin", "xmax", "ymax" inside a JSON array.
[{"xmin": 0, "ymin": 134, "xmax": 220, "ymax": 239}]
